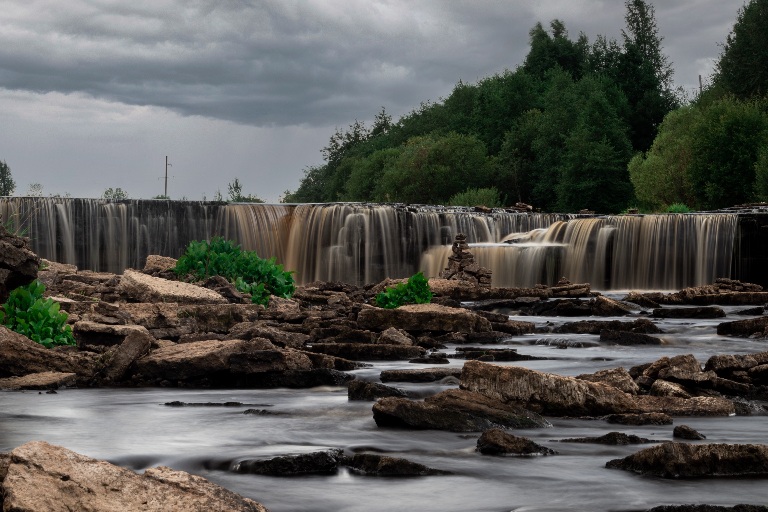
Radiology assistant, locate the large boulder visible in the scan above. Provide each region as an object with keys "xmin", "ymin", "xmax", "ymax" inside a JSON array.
[
  {"xmin": 372, "ymin": 389, "xmax": 550, "ymax": 432},
  {"xmin": 357, "ymin": 303, "xmax": 492, "ymax": 334},
  {"xmin": 0, "ymin": 225, "xmax": 39, "ymax": 304},
  {"xmin": 118, "ymin": 269, "xmax": 228, "ymax": 304},
  {"xmin": 1, "ymin": 441, "xmax": 268, "ymax": 511},
  {"xmin": 606, "ymin": 442, "xmax": 768, "ymax": 478},
  {"xmin": 460, "ymin": 360, "xmax": 637, "ymax": 416},
  {"xmin": 476, "ymin": 428, "xmax": 556, "ymax": 455}
]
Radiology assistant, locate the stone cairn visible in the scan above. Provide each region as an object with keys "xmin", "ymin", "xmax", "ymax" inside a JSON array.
[{"xmin": 439, "ymin": 233, "xmax": 492, "ymax": 288}]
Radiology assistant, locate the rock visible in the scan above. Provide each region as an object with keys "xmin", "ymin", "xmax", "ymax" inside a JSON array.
[
  {"xmin": 379, "ymin": 367, "xmax": 462, "ymax": 383},
  {"xmin": 634, "ymin": 395, "xmax": 735, "ymax": 416},
  {"xmin": 439, "ymin": 233, "xmax": 492, "ymax": 288},
  {"xmin": 344, "ymin": 453, "xmax": 450, "ymax": 476},
  {"xmin": 673, "ymin": 425, "xmax": 706, "ymax": 440},
  {"xmin": 599, "ymin": 329, "xmax": 663, "ymax": 345},
  {"xmin": 554, "ymin": 318, "xmax": 662, "ymax": 335},
  {"xmin": 201, "ymin": 275, "xmax": 249, "ymax": 303},
  {"xmin": 142, "ymin": 255, "xmax": 178, "ymax": 275},
  {"xmin": 234, "ymin": 450, "xmax": 343, "ymax": 476},
  {"xmin": 652, "ymin": 307, "xmax": 726, "ymax": 319},
  {"xmin": 622, "ymin": 291, "xmax": 661, "ymax": 309},
  {"xmin": 576, "ymin": 367, "xmax": 640, "ymax": 395},
  {"xmin": 1, "ymin": 441, "xmax": 268, "ymax": 511},
  {"xmin": 604, "ymin": 413, "xmax": 673, "ymax": 425},
  {"xmin": 118, "ymin": 269, "xmax": 228, "ymax": 304},
  {"xmin": 377, "ymin": 327, "xmax": 415, "ymax": 346},
  {"xmin": 705, "ymin": 354, "xmax": 760, "ymax": 374},
  {"xmin": 357, "ymin": 303, "xmax": 492, "ymax": 334},
  {"xmin": 650, "ymin": 379, "xmax": 692, "ymax": 399},
  {"xmin": 409, "ymin": 352, "xmax": 450, "ymax": 364},
  {"xmin": 717, "ymin": 316, "xmax": 768, "ymax": 337},
  {"xmin": 347, "ymin": 380, "xmax": 408, "ymax": 401},
  {"xmin": 606, "ymin": 442, "xmax": 768, "ymax": 478},
  {"xmin": 0, "ymin": 326, "xmax": 98, "ymax": 383},
  {"xmin": 226, "ymin": 323, "xmax": 309, "ymax": 349},
  {"xmin": 96, "ymin": 328, "xmax": 153, "ymax": 384},
  {"xmin": 460, "ymin": 360, "xmax": 637, "ymax": 416},
  {"xmin": 0, "ymin": 224, "xmax": 40, "ymax": 304},
  {"xmin": 372, "ymin": 389, "xmax": 550, "ymax": 432},
  {"xmin": 559, "ymin": 432, "xmax": 654, "ymax": 445},
  {"xmin": 453, "ymin": 347, "xmax": 545, "ymax": 362},
  {"xmin": 308, "ymin": 343, "xmax": 425, "ymax": 361},
  {"xmin": 73, "ymin": 321, "xmax": 151, "ymax": 351},
  {"xmin": 477, "ymin": 428, "xmax": 556, "ymax": 455},
  {"xmin": 645, "ymin": 505, "xmax": 768, "ymax": 512},
  {"xmin": 591, "ymin": 295, "xmax": 637, "ymax": 316},
  {"xmin": 36, "ymin": 260, "xmax": 78, "ymax": 289},
  {"xmin": 0, "ymin": 371, "xmax": 77, "ymax": 390}
]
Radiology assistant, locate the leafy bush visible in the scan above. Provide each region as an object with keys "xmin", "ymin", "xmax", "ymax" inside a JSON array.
[
  {"xmin": 174, "ymin": 237, "xmax": 295, "ymax": 306},
  {"xmin": 448, "ymin": 187, "xmax": 503, "ymax": 208},
  {"xmin": 666, "ymin": 203, "xmax": 692, "ymax": 213},
  {"xmin": 0, "ymin": 280, "xmax": 76, "ymax": 348},
  {"xmin": 375, "ymin": 272, "xmax": 432, "ymax": 309}
]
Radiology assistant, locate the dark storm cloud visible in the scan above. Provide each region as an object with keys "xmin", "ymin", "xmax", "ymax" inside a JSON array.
[{"xmin": 0, "ymin": 0, "xmax": 740, "ymax": 128}]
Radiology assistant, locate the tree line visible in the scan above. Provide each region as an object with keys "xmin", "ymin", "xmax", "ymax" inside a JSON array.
[{"xmin": 284, "ymin": 0, "xmax": 768, "ymax": 213}]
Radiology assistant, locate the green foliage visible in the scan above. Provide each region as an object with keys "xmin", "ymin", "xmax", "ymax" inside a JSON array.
[
  {"xmin": 714, "ymin": 0, "xmax": 768, "ymax": 99},
  {"xmin": 754, "ymin": 145, "xmax": 768, "ymax": 201},
  {"xmin": 174, "ymin": 237, "xmax": 294, "ymax": 305},
  {"xmin": 666, "ymin": 203, "xmax": 691, "ymax": 213},
  {"xmin": 375, "ymin": 272, "xmax": 432, "ymax": 309},
  {"xmin": 0, "ymin": 160, "xmax": 14, "ymax": 196},
  {"xmin": 449, "ymin": 187, "xmax": 502, "ymax": 208},
  {"xmin": 0, "ymin": 280, "xmax": 75, "ymax": 348},
  {"xmin": 227, "ymin": 178, "xmax": 264, "ymax": 203},
  {"xmin": 103, "ymin": 187, "xmax": 128, "ymax": 200}
]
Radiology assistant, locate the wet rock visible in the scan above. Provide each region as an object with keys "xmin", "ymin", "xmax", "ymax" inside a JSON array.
[
  {"xmin": 622, "ymin": 291, "xmax": 660, "ymax": 309},
  {"xmin": 634, "ymin": 395, "xmax": 735, "ymax": 416},
  {"xmin": 0, "ymin": 224, "xmax": 40, "ymax": 304},
  {"xmin": 460, "ymin": 360, "xmax": 637, "ymax": 416},
  {"xmin": 553, "ymin": 318, "xmax": 662, "ymax": 335},
  {"xmin": 705, "ymin": 354, "xmax": 760, "ymax": 374},
  {"xmin": 606, "ymin": 442, "xmax": 768, "ymax": 478},
  {"xmin": 372, "ymin": 389, "xmax": 550, "ymax": 432},
  {"xmin": 600, "ymin": 329, "xmax": 663, "ymax": 345},
  {"xmin": 308, "ymin": 343, "xmax": 425, "ymax": 361},
  {"xmin": 118, "ymin": 269, "xmax": 228, "ymax": 304},
  {"xmin": 559, "ymin": 432, "xmax": 654, "ymax": 445},
  {"xmin": 576, "ymin": 367, "xmax": 640, "ymax": 395},
  {"xmin": 142, "ymin": 254, "xmax": 177, "ymax": 275},
  {"xmin": 1, "ymin": 441, "xmax": 268, "ymax": 511},
  {"xmin": 200, "ymin": 275, "xmax": 249, "ymax": 303},
  {"xmin": 652, "ymin": 306, "xmax": 726, "ymax": 319},
  {"xmin": 93, "ymin": 328, "xmax": 153, "ymax": 384},
  {"xmin": 735, "ymin": 306, "xmax": 765, "ymax": 316},
  {"xmin": 650, "ymin": 379, "xmax": 692, "ymax": 399},
  {"xmin": 604, "ymin": 413, "xmax": 673, "ymax": 425},
  {"xmin": 439, "ymin": 233, "xmax": 492, "ymax": 288},
  {"xmin": 453, "ymin": 347, "xmax": 546, "ymax": 362},
  {"xmin": 348, "ymin": 380, "xmax": 408, "ymax": 401},
  {"xmin": 380, "ymin": 367, "xmax": 462, "ymax": 383},
  {"xmin": 718, "ymin": 315, "xmax": 768, "ymax": 338},
  {"xmin": 477, "ymin": 428, "xmax": 556, "ymax": 455},
  {"xmin": 408, "ymin": 352, "xmax": 450, "ymax": 364},
  {"xmin": 344, "ymin": 453, "xmax": 450, "ymax": 476},
  {"xmin": 357, "ymin": 303, "xmax": 492, "ymax": 334},
  {"xmin": 234, "ymin": 450, "xmax": 343, "ymax": 476},
  {"xmin": 73, "ymin": 321, "xmax": 151, "ymax": 352},
  {"xmin": 0, "ymin": 371, "xmax": 77, "ymax": 391},
  {"xmin": 673, "ymin": 425, "xmax": 706, "ymax": 440}
]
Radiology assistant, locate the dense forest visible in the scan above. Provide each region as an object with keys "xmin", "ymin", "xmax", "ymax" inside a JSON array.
[{"xmin": 283, "ymin": 0, "xmax": 768, "ymax": 214}]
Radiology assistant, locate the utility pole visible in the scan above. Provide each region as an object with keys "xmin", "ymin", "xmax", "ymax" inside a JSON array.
[{"xmin": 165, "ymin": 156, "xmax": 172, "ymax": 197}]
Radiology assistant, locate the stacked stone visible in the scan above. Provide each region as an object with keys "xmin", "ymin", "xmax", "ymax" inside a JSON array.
[{"xmin": 439, "ymin": 233, "xmax": 492, "ymax": 288}]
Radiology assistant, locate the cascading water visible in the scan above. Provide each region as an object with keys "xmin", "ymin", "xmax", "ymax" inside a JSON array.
[{"xmin": 0, "ymin": 198, "xmax": 751, "ymax": 289}]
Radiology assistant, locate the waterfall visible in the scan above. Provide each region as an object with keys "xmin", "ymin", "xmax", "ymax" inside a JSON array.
[{"xmin": 0, "ymin": 198, "xmax": 752, "ymax": 290}]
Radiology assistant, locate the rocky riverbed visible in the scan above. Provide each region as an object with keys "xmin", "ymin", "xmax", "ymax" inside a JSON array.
[{"xmin": 2, "ymin": 227, "xmax": 768, "ymax": 511}]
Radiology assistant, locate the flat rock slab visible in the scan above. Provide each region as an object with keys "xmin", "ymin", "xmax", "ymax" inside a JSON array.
[
  {"xmin": 0, "ymin": 371, "xmax": 77, "ymax": 390},
  {"xmin": 118, "ymin": 269, "xmax": 228, "ymax": 304},
  {"xmin": 357, "ymin": 303, "xmax": 492, "ymax": 333},
  {"xmin": 1, "ymin": 441, "xmax": 268, "ymax": 511},
  {"xmin": 309, "ymin": 343, "xmax": 425, "ymax": 361},
  {"xmin": 606, "ymin": 442, "xmax": 768, "ymax": 478},
  {"xmin": 380, "ymin": 367, "xmax": 462, "ymax": 383}
]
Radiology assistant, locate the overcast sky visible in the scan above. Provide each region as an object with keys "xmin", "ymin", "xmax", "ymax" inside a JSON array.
[{"xmin": 0, "ymin": 0, "xmax": 740, "ymax": 202}]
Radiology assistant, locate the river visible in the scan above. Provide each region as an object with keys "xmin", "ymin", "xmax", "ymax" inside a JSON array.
[{"xmin": 2, "ymin": 297, "xmax": 767, "ymax": 511}]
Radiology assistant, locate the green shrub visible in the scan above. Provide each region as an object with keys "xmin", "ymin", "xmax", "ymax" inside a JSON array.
[
  {"xmin": 0, "ymin": 280, "xmax": 75, "ymax": 348},
  {"xmin": 375, "ymin": 272, "xmax": 433, "ymax": 309},
  {"xmin": 174, "ymin": 237, "xmax": 295, "ymax": 306},
  {"xmin": 448, "ymin": 187, "xmax": 503, "ymax": 208},
  {"xmin": 667, "ymin": 203, "xmax": 692, "ymax": 213}
]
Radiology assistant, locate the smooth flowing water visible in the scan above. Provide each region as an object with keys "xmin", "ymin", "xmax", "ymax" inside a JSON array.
[{"xmin": 2, "ymin": 301, "xmax": 766, "ymax": 512}]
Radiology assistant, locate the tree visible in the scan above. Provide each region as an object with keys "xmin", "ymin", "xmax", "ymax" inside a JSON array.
[
  {"xmin": 522, "ymin": 20, "xmax": 589, "ymax": 81},
  {"xmin": 0, "ymin": 160, "xmax": 14, "ymax": 196},
  {"xmin": 713, "ymin": 0, "xmax": 768, "ymax": 99},
  {"xmin": 102, "ymin": 187, "xmax": 128, "ymax": 200},
  {"xmin": 227, "ymin": 178, "xmax": 264, "ymax": 203},
  {"xmin": 27, "ymin": 183, "xmax": 43, "ymax": 197}
]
